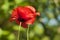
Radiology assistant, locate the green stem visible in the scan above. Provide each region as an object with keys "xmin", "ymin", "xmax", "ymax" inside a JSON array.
[
  {"xmin": 27, "ymin": 25, "xmax": 29, "ymax": 40},
  {"xmin": 18, "ymin": 22, "xmax": 21, "ymax": 40}
]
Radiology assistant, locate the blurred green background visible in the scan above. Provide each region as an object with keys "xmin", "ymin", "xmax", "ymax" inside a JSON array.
[{"xmin": 0, "ymin": 0, "xmax": 60, "ymax": 40}]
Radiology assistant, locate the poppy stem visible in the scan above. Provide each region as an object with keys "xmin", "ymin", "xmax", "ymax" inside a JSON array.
[
  {"xmin": 27, "ymin": 25, "xmax": 29, "ymax": 40},
  {"xmin": 18, "ymin": 22, "xmax": 21, "ymax": 40}
]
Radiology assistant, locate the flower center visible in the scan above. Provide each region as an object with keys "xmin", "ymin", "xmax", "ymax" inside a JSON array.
[{"xmin": 18, "ymin": 18, "xmax": 26, "ymax": 22}]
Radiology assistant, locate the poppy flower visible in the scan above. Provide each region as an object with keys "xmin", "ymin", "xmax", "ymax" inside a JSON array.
[{"xmin": 10, "ymin": 6, "xmax": 40, "ymax": 28}]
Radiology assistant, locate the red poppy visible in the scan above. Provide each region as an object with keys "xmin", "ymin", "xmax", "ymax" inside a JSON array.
[{"xmin": 10, "ymin": 6, "xmax": 40, "ymax": 28}]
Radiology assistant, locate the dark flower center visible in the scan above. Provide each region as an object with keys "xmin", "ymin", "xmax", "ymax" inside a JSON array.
[{"xmin": 18, "ymin": 18, "xmax": 26, "ymax": 22}]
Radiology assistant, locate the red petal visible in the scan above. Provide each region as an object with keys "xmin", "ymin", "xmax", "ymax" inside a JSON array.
[
  {"xmin": 21, "ymin": 18, "xmax": 35, "ymax": 28},
  {"xmin": 25, "ymin": 18, "xmax": 35, "ymax": 25},
  {"xmin": 10, "ymin": 8, "xmax": 18, "ymax": 22},
  {"xmin": 25, "ymin": 6, "xmax": 36, "ymax": 13},
  {"xmin": 16, "ymin": 20, "xmax": 20, "ymax": 25},
  {"xmin": 36, "ymin": 12, "xmax": 40, "ymax": 16},
  {"xmin": 21, "ymin": 22, "xmax": 28, "ymax": 28}
]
